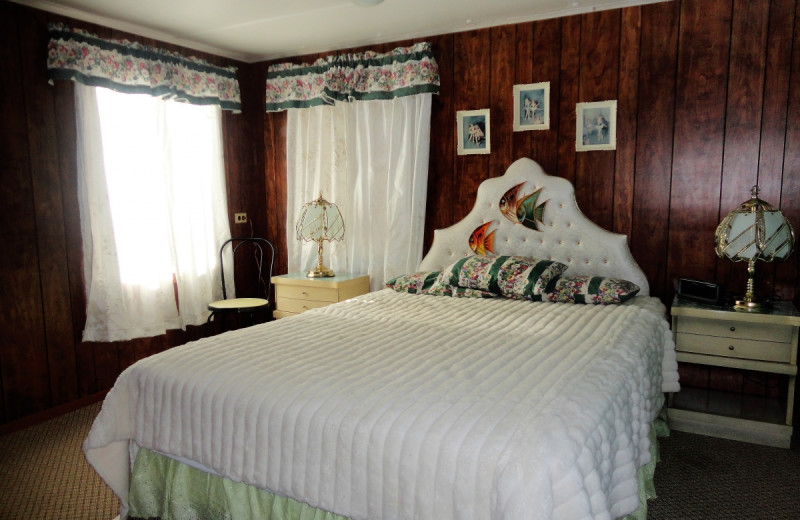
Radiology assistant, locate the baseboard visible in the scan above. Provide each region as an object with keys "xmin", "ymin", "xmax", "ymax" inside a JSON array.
[
  {"xmin": 668, "ymin": 407, "xmax": 792, "ymax": 449},
  {"xmin": 0, "ymin": 390, "xmax": 109, "ymax": 436}
]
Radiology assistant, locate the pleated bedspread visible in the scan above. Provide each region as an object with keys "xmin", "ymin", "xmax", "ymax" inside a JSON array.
[{"xmin": 85, "ymin": 289, "xmax": 679, "ymax": 520}]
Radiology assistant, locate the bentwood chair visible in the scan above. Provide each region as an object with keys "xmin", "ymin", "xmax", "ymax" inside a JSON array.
[{"xmin": 207, "ymin": 237, "xmax": 275, "ymax": 329}]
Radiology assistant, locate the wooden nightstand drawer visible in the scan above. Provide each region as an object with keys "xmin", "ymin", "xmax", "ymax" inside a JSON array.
[
  {"xmin": 276, "ymin": 284, "xmax": 339, "ymax": 302},
  {"xmin": 276, "ymin": 297, "xmax": 332, "ymax": 314},
  {"xmin": 271, "ymin": 273, "xmax": 370, "ymax": 318},
  {"xmin": 677, "ymin": 316, "xmax": 793, "ymax": 343},
  {"xmin": 675, "ymin": 332, "xmax": 792, "ymax": 363}
]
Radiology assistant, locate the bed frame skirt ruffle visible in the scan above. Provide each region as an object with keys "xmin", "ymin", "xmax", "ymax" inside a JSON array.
[{"xmin": 127, "ymin": 418, "xmax": 669, "ymax": 520}]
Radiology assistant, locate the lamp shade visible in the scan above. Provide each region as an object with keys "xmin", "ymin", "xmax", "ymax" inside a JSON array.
[
  {"xmin": 714, "ymin": 185, "xmax": 795, "ymax": 309},
  {"xmin": 296, "ymin": 195, "xmax": 345, "ymax": 277},
  {"xmin": 715, "ymin": 186, "xmax": 794, "ymax": 262}
]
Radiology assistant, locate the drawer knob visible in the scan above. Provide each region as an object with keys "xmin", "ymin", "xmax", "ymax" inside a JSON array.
[
  {"xmin": 730, "ymin": 326, "xmax": 736, "ymax": 332},
  {"xmin": 301, "ymin": 291, "xmax": 308, "ymax": 295},
  {"xmin": 729, "ymin": 345, "xmax": 735, "ymax": 350}
]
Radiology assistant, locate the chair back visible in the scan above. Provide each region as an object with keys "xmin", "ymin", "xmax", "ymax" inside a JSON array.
[{"xmin": 219, "ymin": 237, "xmax": 275, "ymax": 302}]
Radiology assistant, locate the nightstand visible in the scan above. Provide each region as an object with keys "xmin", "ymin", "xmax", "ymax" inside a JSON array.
[
  {"xmin": 271, "ymin": 273, "xmax": 370, "ymax": 319},
  {"xmin": 668, "ymin": 296, "xmax": 799, "ymax": 448}
]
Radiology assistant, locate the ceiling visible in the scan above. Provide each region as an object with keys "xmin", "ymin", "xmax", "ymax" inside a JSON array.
[{"xmin": 16, "ymin": 0, "xmax": 664, "ymax": 63}]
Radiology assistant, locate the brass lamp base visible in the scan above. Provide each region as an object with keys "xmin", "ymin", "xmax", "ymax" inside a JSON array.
[
  {"xmin": 734, "ymin": 298, "xmax": 770, "ymax": 311},
  {"xmin": 307, "ymin": 264, "xmax": 335, "ymax": 278},
  {"xmin": 733, "ymin": 259, "xmax": 770, "ymax": 311},
  {"xmin": 306, "ymin": 239, "xmax": 335, "ymax": 277}
]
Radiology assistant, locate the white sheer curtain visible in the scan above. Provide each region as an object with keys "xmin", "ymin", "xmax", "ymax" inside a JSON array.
[
  {"xmin": 75, "ymin": 83, "xmax": 232, "ymax": 342},
  {"xmin": 286, "ymin": 94, "xmax": 432, "ymax": 291}
]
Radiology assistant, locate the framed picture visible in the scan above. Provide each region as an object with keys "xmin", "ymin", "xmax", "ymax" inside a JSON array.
[
  {"xmin": 456, "ymin": 109, "xmax": 490, "ymax": 155},
  {"xmin": 576, "ymin": 100, "xmax": 617, "ymax": 151},
  {"xmin": 513, "ymin": 82, "xmax": 549, "ymax": 131}
]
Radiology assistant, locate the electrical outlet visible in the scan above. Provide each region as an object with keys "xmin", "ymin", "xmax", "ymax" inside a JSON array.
[{"xmin": 234, "ymin": 212, "xmax": 247, "ymax": 224}]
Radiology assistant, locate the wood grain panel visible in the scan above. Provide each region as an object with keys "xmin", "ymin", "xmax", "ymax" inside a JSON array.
[
  {"xmin": 630, "ymin": 0, "xmax": 679, "ymax": 300},
  {"xmin": 19, "ymin": 7, "xmax": 78, "ymax": 407},
  {"xmin": 0, "ymin": 1, "xmax": 20, "ymax": 421},
  {"xmin": 239, "ymin": 64, "xmax": 268, "ymax": 249},
  {"xmin": 668, "ymin": 0, "xmax": 732, "ymax": 285},
  {"xmin": 488, "ymin": 25, "xmax": 516, "ymax": 178},
  {"xmin": 512, "ymin": 23, "xmax": 534, "ymax": 160},
  {"xmin": 777, "ymin": 2, "xmax": 800, "ymax": 307},
  {"xmin": 52, "ymin": 70, "xmax": 94, "ymax": 396},
  {"xmin": 556, "ymin": 15, "xmax": 580, "ymax": 185},
  {"xmin": 453, "ymin": 29, "xmax": 491, "ymax": 223},
  {"xmin": 716, "ymin": 0, "xmax": 770, "ymax": 296},
  {"xmin": 613, "ymin": 7, "xmax": 641, "ymax": 238},
  {"xmin": 760, "ymin": 0, "xmax": 797, "ymax": 305},
  {"xmin": 529, "ymin": 19, "xmax": 561, "ymax": 175},
  {"xmin": 92, "ymin": 342, "xmax": 120, "ymax": 390},
  {"xmin": 424, "ymin": 34, "xmax": 455, "ymax": 252},
  {"xmin": 677, "ymin": 364, "xmax": 710, "ymax": 389},
  {"xmin": 0, "ymin": 2, "xmax": 51, "ymax": 421},
  {"xmin": 265, "ymin": 109, "xmax": 288, "ymax": 276},
  {"xmin": 758, "ymin": 0, "xmax": 796, "ymax": 202},
  {"xmin": 575, "ymin": 9, "xmax": 620, "ymax": 231},
  {"xmin": 708, "ymin": 366, "xmax": 744, "ymax": 393},
  {"xmin": 222, "ymin": 108, "xmax": 252, "ymax": 294}
]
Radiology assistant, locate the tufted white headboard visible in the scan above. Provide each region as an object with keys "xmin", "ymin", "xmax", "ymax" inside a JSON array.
[{"xmin": 418, "ymin": 158, "xmax": 650, "ymax": 296}]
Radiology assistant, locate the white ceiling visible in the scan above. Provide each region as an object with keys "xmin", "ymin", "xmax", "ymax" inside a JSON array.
[{"xmin": 16, "ymin": 0, "xmax": 665, "ymax": 63}]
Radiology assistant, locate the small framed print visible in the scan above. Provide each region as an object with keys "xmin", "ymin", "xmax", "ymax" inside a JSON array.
[
  {"xmin": 456, "ymin": 109, "xmax": 490, "ymax": 155},
  {"xmin": 513, "ymin": 82, "xmax": 549, "ymax": 131},
  {"xmin": 576, "ymin": 100, "xmax": 617, "ymax": 151}
]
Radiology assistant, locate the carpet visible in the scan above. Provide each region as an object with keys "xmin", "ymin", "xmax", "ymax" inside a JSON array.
[
  {"xmin": 648, "ymin": 430, "xmax": 800, "ymax": 518},
  {"xmin": 0, "ymin": 401, "xmax": 118, "ymax": 520}
]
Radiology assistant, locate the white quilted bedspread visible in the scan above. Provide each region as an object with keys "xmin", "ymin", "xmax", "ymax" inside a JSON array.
[{"xmin": 85, "ymin": 290, "xmax": 679, "ymax": 520}]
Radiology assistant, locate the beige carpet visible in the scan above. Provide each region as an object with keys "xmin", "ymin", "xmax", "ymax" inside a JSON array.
[
  {"xmin": 648, "ymin": 429, "xmax": 800, "ymax": 518},
  {"xmin": 0, "ymin": 401, "xmax": 118, "ymax": 520}
]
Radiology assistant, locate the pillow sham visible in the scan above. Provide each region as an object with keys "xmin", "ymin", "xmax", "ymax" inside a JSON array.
[
  {"xmin": 385, "ymin": 271, "xmax": 496, "ymax": 298},
  {"xmin": 425, "ymin": 278, "xmax": 497, "ymax": 298},
  {"xmin": 543, "ymin": 275, "xmax": 640, "ymax": 304},
  {"xmin": 439, "ymin": 255, "xmax": 568, "ymax": 300},
  {"xmin": 385, "ymin": 271, "xmax": 441, "ymax": 294}
]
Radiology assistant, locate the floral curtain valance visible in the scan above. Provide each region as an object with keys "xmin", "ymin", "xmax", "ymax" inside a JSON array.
[
  {"xmin": 47, "ymin": 24, "xmax": 241, "ymax": 113},
  {"xmin": 265, "ymin": 42, "xmax": 440, "ymax": 112}
]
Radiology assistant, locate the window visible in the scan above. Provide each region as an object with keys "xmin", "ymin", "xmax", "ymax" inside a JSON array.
[{"xmin": 76, "ymin": 85, "xmax": 232, "ymax": 342}]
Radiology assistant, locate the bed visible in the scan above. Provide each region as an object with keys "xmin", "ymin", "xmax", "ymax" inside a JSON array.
[{"xmin": 85, "ymin": 157, "xmax": 680, "ymax": 520}]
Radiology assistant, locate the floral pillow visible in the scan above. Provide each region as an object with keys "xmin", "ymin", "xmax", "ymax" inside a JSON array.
[
  {"xmin": 543, "ymin": 276, "xmax": 640, "ymax": 304},
  {"xmin": 438, "ymin": 255, "xmax": 568, "ymax": 300},
  {"xmin": 425, "ymin": 278, "xmax": 497, "ymax": 298},
  {"xmin": 385, "ymin": 271, "xmax": 496, "ymax": 298},
  {"xmin": 385, "ymin": 271, "xmax": 441, "ymax": 294}
]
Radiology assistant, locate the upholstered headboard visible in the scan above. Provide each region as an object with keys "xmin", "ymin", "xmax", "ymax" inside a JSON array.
[{"xmin": 418, "ymin": 158, "xmax": 650, "ymax": 296}]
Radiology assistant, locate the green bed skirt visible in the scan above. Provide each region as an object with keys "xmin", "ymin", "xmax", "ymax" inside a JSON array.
[{"xmin": 129, "ymin": 419, "xmax": 669, "ymax": 520}]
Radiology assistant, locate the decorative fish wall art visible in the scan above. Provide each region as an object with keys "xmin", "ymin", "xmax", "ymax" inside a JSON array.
[
  {"xmin": 499, "ymin": 182, "xmax": 548, "ymax": 231},
  {"xmin": 469, "ymin": 221, "xmax": 496, "ymax": 254},
  {"xmin": 467, "ymin": 183, "xmax": 549, "ymax": 255}
]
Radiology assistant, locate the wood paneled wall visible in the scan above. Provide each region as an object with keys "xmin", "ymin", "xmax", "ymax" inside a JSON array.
[
  {"xmin": 265, "ymin": 0, "xmax": 799, "ymax": 308},
  {"xmin": 0, "ymin": 2, "xmax": 266, "ymax": 426},
  {"xmin": 2, "ymin": 0, "xmax": 799, "ymax": 425}
]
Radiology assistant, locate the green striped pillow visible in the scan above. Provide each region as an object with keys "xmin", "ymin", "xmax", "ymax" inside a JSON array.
[
  {"xmin": 439, "ymin": 255, "xmax": 568, "ymax": 300},
  {"xmin": 385, "ymin": 270, "xmax": 496, "ymax": 298},
  {"xmin": 385, "ymin": 271, "xmax": 441, "ymax": 294},
  {"xmin": 543, "ymin": 276, "xmax": 640, "ymax": 304}
]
